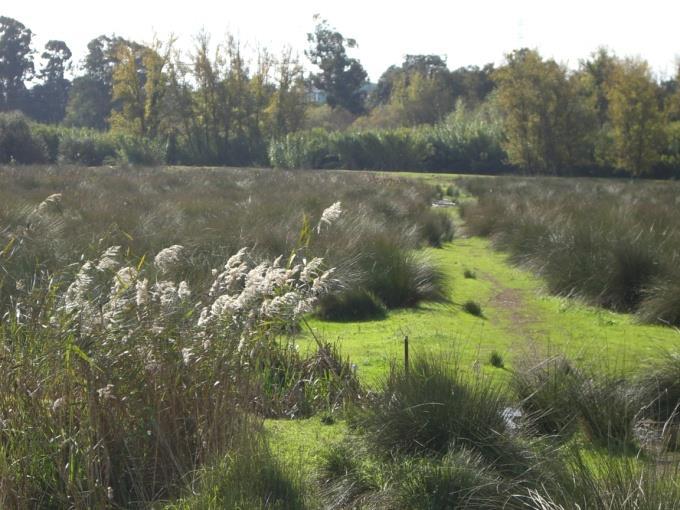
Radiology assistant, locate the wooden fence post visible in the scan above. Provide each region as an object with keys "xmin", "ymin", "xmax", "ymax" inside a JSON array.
[{"xmin": 404, "ymin": 335, "xmax": 409, "ymax": 375}]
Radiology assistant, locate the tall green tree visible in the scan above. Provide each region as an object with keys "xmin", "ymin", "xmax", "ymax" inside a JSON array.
[
  {"xmin": 0, "ymin": 16, "xmax": 33, "ymax": 111},
  {"xmin": 581, "ymin": 48, "xmax": 618, "ymax": 128},
  {"xmin": 664, "ymin": 65, "xmax": 680, "ymax": 122},
  {"xmin": 306, "ymin": 16, "xmax": 367, "ymax": 114},
  {"xmin": 494, "ymin": 49, "xmax": 595, "ymax": 174},
  {"xmin": 606, "ymin": 58, "xmax": 664, "ymax": 175},
  {"xmin": 371, "ymin": 55, "xmax": 449, "ymax": 107},
  {"xmin": 267, "ymin": 48, "xmax": 306, "ymax": 136},
  {"xmin": 26, "ymin": 40, "xmax": 72, "ymax": 123},
  {"xmin": 64, "ymin": 35, "xmax": 138, "ymax": 129},
  {"xmin": 387, "ymin": 70, "xmax": 454, "ymax": 125}
]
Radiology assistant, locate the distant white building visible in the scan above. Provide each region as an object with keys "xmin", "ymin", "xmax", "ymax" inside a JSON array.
[
  {"xmin": 307, "ymin": 87, "xmax": 328, "ymax": 104},
  {"xmin": 306, "ymin": 82, "xmax": 377, "ymax": 105}
]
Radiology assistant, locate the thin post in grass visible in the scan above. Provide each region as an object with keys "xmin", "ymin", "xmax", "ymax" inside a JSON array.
[{"xmin": 404, "ymin": 335, "xmax": 409, "ymax": 375}]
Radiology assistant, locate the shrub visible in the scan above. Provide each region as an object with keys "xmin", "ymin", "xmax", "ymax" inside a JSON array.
[
  {"xmin": 0, "ymin": 112, "xmax": 48, "ymax": 164},
  {"xmin": 445, "ymin": 184, "xmax": 458, "ymax": 197},
  {"xmin": 462, "ymin": 300, "xmax": 483, "ymax": 317},
  {"xmin": 114, "ymin": 134, "xmax": 166, "ymax": 165},
  {"xmin": 268, "ymin": 107, "xmax": 507, "ymax": 173},
  {"xmin": 489, "ymin": 350, "xmax": 505, "ymax": 368},
  {"xmin": 31, "ymin": 123, "xmax": 62, "ymax": 162},
  {"xmin": 58, "ymin": 129, "xmax": 117, "ymax": 165}
]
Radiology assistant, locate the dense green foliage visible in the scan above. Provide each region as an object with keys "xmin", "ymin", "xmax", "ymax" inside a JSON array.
[
  {"xmin": 1, "ymin": 14, "xmax": 680, "ymax": 175},
  {"xmin": 269, "ymin": 105, "xmax": 506, "ymax": 172}
]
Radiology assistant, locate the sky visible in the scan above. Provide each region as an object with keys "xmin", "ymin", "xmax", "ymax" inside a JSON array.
[{"xmin": 4, "ymin": 0, "xmax": 680, "ymax": 81}]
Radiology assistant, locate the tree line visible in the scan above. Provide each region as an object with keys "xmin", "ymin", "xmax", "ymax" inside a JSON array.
[{"xmin": 1, "ymin": 14, "xmax": 679, "ymax": 175}]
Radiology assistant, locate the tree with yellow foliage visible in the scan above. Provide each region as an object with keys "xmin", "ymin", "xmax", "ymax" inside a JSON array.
[
  {"xmin": 606, "ymin": 58, "xmax": 664, "ymax": 175},
  {"xmin": 493, "ymin": 49, "xmax": 595, "ymax": 174},
  {"xmin": 110, "ymin": 38, "xmax": 172, "ymax": 137}
]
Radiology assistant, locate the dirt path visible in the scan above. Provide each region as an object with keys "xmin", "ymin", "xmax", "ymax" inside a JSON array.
[{"xmin": 481, "ymin": 270, "xmax": 545, "ymax": 344}]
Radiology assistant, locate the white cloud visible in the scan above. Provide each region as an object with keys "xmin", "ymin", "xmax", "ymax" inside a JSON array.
[{"xmin": 4, "ymin": 0, "xmax": 679, "ymax": 80}]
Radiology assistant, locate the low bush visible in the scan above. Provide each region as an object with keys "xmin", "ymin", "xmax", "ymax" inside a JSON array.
[
  {"xmin": 0, "ymin": 112, "xmax": 48, "ymax": 164},
  {"xmin": 58, "ymin": 129, "xmax": 117, "ymax": 165},
  {"xmin": 269, "ymin": 106, "xmax": 508, "ymax": 173},
  {"xmin": 462, "ymin": 300, "xmax": 483, "ymax": 317},
  {"xmin": 489, "ymin": 350, "xmax": 505, "ymax": 368},
  {"xmin": 114, "ymin": 134, "xmax": 166, "ymax": 166}
]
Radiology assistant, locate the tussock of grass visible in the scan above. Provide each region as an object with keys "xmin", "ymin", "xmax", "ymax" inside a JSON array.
[
  {"xmin": 489, "ymin": 350, "xmax": 505, "ymax": 368},
  {"xmin": 316, "ymin": 288, "xmax": 387, "ymax": 322},
  {"xmin": 512, "ymin": 356, "xmax": 580, "ymax": 438},
  {"xmin": 462, "ymin": 299, "xmax": 483, "ymax": 317},
  {"xmin": 463, "ymin": 268, "xmax": 477, "ymax": 279}
]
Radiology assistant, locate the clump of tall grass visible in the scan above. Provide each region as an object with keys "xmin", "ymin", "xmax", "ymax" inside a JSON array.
[
  {"xmin": 488, "ymin": 350, "xmax": 505, "ymax": 368},
  {"xmin": 420, "ymin": 209, "xmax": 455, "ymax": 247},
  {"xmin": 574, "ymin": 373, "xmax": 641, "ymax": 450},
  {"xmin": 349, "ymin": 356, "xmax": 538, "ymax": 477},
  {"xmin": 521, "ymin": 451, "xmax": 680, "ymax": 510},
  {"xmin": 511, "ymin": 356, "xmax": 580, "ymax": 439},
  {"xmin": 318, "ymin": 441, "xmax": 511, "ymax": 510},
  {"xmin": 0, "ymin": 243, "xmax": 338, "ymax": 507},
  {"xmin": 256, "ymin": 339, "xmax": 362, "ymax": 418},
  {"xmin": 356, "ymin": 239, "xmax": 448, "ymax": 309},
  {"xmin": 460, "ymin": 176, "xmax": 680, "ymax": 326},
  {"xmin": 512, "ymin": 352, "xmax": 643, "ymax": 451}
]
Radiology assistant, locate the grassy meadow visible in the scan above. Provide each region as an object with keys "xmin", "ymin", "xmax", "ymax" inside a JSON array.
[{"xmin": 2, "ymin": 165, "xmax": 680, "ymax": 508}]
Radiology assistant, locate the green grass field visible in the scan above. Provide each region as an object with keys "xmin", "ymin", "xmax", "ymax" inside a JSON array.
[
  {"xmin": 300, "ymin": 235, "xmax": 677, "ymax": 384},
  {"xmin": 268, "ymin": 190, "xmax": 680, "ymax": 489}
]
